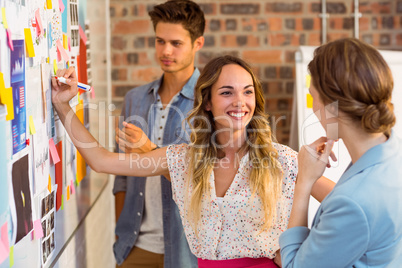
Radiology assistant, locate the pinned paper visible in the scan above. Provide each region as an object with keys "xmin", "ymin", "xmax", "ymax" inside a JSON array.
[
  {"xmin": 0, "ymin": 76, "xmax": 14, "ymax": 120},
  {"xmin": 6, "ymin": 29, "xmax": 14, "ymax": 51},
  {"xmin": 306, "ymin": 93, "xmax": 313, "ymax": 109},
  {"xmin": 63, "ymin": 34, "xmax": 68, "ymax": 49},
  {"xmin": 49, "ymin": 138, "xmax": 61, "ymax": 165},
  {"xmin": 33, "ymin": 220, "xmax": 44, "ymax": 239},
  {"xmin": 48, "ymin": 175, "xmax": 52, "ymax": 193},
  {"xmin": 70, "ymin": 180, "xmax": 76, "ymax": 194},
  {"xmin": 53, "ymin": 59, "xmax": 58, "ymax": 75},
  {"xmin": 56, "ymin": 40, "xmax": 69, "ymax": 61},
  {"xmin": 305, "ymin": 74, "xmax": 311, "ymax": 88},
  {"xmin": 1, "ymin": 8, "xmax": 8, "ymax": 29},
  {"xmin": 79, "ymin": 25, "xmax": 87, "ymax": 43},
  {"xmin": 24, "ymin": 28, "xmax": 35, "ymax": 57},
  {"xmin": 35, "ymin": 9, "xmax": 44, "ymax": 37},
  {"xmin": 29, "ymin": 116, "xmax": 36, "ymax": 134},
  {"xmin": 0, "ymin": 222, "xmax": 9, "ymax": 264},
  {"xmin": 59, "ymin": 0, "xmax": 65, "ymax": 13},
  {"xmin": 46, "ymin": 0, "xmax": 52, "ymax": 9},
  {"xmin": 66, "ymin": 186, "xmax": 70, "ymax": 200}
]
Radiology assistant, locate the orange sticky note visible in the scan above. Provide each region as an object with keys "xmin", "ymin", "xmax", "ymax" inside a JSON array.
[
  {"xmin": 46, "ymin": 0, "xmax": 52, "ymax": 9},
  {"xmin": 29, "ymin": 116, "xmax": 36, "ymax": 134},
  {"xmin": 49, "ymin": 138, "xmax": 60, "ymax": 165},
  {"xmin": 48, "ymin": 175, "xmax": 52, "ymax": 192},
  {"xmin": 33, "ymin": 220, "xmax": 44, "ymax": 239},
  {"xmin": 306, "ymin": 93, "xmax": 313, "ymax": 108},
  {"xmin": 1, "ymin": 8, "xmax": 8, "ymax": 29},
  {"xmin": 66, "ymin": 186, "xmax": 70, "ymax": 200},
  {"xmin": 24, "ymin": 28, "xmax": 35, "ymax": 57},
  {"xmin": 305, "ymin": 74, "xmax": 311, "ymax": 88}
]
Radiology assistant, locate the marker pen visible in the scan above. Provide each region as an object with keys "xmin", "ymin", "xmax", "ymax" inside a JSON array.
[{"xmin": 55, "ymin": 76, "xmax": 91, "ymax": 91}]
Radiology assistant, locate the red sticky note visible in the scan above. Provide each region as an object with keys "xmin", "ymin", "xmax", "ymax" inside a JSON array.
[
  {"xmin": 59, "ymin": 0, "xmax": 65, "ymax": 13},
  {"xmin": 35, "ymin": 9, "xmax": 43, "ymax": 37},
  {"xmin": 55, "ymin": 141, "xmax": 63, "ymax": 211},
  {"xmin": 79, "ymin": 25, "xmax": 87, "ymax": 43},
  {"xmin": 49, "ymin": 138, "xmax": 60, "ymax": 165},
  {"xmin": 6, "ymin": 29, "xmax": 13, "ymax": 51},
  {"xmin": 34, "ymin": 220, "xmax": 44, "ymax": 239},
  {"xmin": 56, "ymin": 40, "xmax": 69, "ymax": 62},
  {"xmin": 0, "ymin": 222, "xmax": 9, "ymax": 263}
]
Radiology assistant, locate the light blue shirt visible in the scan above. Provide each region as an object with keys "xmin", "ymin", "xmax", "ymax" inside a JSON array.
[{"xmin": 280, "ymin": 131, "xmax": 402, "ymax": 268}]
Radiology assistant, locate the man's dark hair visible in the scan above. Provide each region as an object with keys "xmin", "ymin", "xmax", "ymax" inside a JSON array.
[{"xmin": 149, "ymin": 0, "xmax": 205, "ymax": 42}]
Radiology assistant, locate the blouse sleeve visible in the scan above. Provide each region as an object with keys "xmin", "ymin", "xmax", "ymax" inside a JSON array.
[{"xmin": 166, "ymin": 144, "xmax": 189, "ymax": 204}]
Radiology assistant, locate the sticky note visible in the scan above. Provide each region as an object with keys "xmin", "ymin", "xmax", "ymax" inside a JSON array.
[
  {"xmin": 0, "ymin": 222, "xmax": 9, "ymax": 264},
  {"xmin": 24, "ymin": 28, "xmax": 35, "ymax": 57},
  {"xmin": 48, "ymin": 175, "xmax": 52, "ymax": 193},
  {"xmin": 33, "ymin": 220, "xmax": 44, "ymax": 239},
  {"xmin": 305, "ymin": 74, "xmax": 311, "ymax": 88},
  {"xmin": 6, "ymin": 29, "xmax": 14, "ymax": 51},
  {"xmin": 61, "ymin": 194, "xmax": 64, "ymax": 210},
  {"xmin": 49, "ymin": 138, "xmax": 61, "ymax": 165},
  {"xmin": 29, "ymin": 116, "xmax": 36, "ymax": 134},
  {"xmin": 63, "ymin": 34, "xmax": 68, "ymax": 50},
  {"xmin": 70, "ymin": 180, "xmax": 76, "ymax": 194},
  {"xmin": 35, "ymin": 9, "xmax": 43, "ymax": 37},
  {"xmin": 59, "ymin": 0, "xmax": 65, "ymax": 13},
  {"xmin": 1, "ymin": 8, "xmax": 8, "ymax": 29},
  {"xmin": 306, "ymin": 93, "xmax": 313, "ymax": 109},
  {"xmin": 0, "ymin": 82, "xmax": 14, "ymax": 121},
  {"xmin": 46, "ymin": 0, "xmax": 52, "ymax": 9},
  {"xmin": 56, "ymin": 40, "xmax": 69, "ymax": 61},
  {"xmin": 68, "ymin": 37, "xmax": 71, "ymax": 51},
  {"xmin": 9, "ymin": 246, "xmax": 13, "ymax": 267},
  {"xmin": 66, "ymin": 186, "xmax": 70, "ymax": 200},
  {"xmin": 53, "ymin": 59, "xmax": 58, "ymax": 75},
  {"xmin": 90, "ymin": 87, "xmax": 95, "ymax": 99},
  {"xmin": 79, "ymin": 25, "xmax": 87, "ymax": 43}
]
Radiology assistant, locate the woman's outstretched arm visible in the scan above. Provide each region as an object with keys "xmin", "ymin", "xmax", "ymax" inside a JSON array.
[{"xmin": 51, "ymin": 67, "xmax": 169, "ymax": 178}]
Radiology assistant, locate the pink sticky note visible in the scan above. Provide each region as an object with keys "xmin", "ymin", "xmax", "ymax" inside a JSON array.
[
  {"xmin": 56, "ymin": 40, "xmax": 69, "ymax": 62},
  {"xmin": 49, "ymin": 138, "xmax": 60, "ymax": 165},
  {"xmin": 0, "ymin": 222, "xmax": 10, "ymax": 263},
  {"xmin": 90, "ymin": 87, "xmax": 95, "ymax": 99},
  {"xmin": 34, "ymin": 220, "xmax": 44, "ymax": 239},
  {"xmin": 68, "ymin": 37, "xmax": 71, "ymax": 51},
  {"xmin": 70, "ymin": 180, "xmax": 76, "ymax": 194},
  {"xmin": 58, "ymin": 0, "xmax": 65, "ymax": 13},
  {"xmin": 57, "ymin": 48, "xmax": 61, "ymax": 62},
  {"xmin": 35, "ymin": 9, "xmax": 43, "ymax": 37},
  {"xmin": 6, "ymin": 29, "xmax": 13, "ymax": 51},
  {"xmin": 79, "ymin": 25, "xmax": 87, "ymax": 43}
]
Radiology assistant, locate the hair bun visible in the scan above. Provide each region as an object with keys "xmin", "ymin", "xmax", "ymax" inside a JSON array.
[{"xmin": 361, "ymin": 101, "xmax": 396, "ymax": 133}]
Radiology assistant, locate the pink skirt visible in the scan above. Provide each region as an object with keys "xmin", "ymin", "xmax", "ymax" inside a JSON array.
[{"xmin": 198, "ymin": 257, "xmax": 277, "ymax": 268}]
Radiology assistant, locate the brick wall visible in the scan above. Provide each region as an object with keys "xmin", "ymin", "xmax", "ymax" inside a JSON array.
[{"xmin": 110, "ymin": 0, "xmax": 402, "ymax": 145}]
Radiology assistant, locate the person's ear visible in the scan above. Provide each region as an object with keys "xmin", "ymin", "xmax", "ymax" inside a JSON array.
[
  {"xmin": 193, "ymin": 36, "xmax": 204, "ymax": 52},
  {"xmin": 205, "ymin": 101, "xmax": 211, "ymax": 111}
]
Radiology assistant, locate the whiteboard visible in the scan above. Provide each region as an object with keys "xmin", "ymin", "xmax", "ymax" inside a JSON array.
[{"xmin": 294, "ymin": 46, "xmax": 402, "ymax": 225}]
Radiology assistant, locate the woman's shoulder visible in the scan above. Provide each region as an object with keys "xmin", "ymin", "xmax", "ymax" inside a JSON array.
[
  {"xmin": 273, "ymin": 142, "xmax": 298, "ymax": 161},
  {"xmin": 166, "ymin": 143, "xmax": 190, "ymax": 159}
]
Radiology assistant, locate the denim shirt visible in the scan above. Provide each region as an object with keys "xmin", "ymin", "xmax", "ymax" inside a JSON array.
[{"xmin": 113, "ymin": 69, "xmax": 199, "ymax": 267}]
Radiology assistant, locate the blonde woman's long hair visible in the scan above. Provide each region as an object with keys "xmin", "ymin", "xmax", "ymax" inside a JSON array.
[{"xmin": 186, "ymin": 55, "xmax": 283, "ymax": 233}]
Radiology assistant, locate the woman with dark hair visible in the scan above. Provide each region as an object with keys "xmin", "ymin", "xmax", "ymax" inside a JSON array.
[{"xmin": 279, "ymin": 38, "xmax": 402, "ymax": 267}]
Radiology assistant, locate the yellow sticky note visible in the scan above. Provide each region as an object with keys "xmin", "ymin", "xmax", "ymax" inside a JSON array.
[
  {"xmin": 9, "ymin": 246, "xmax": 14, "ymax": 267},
  {"xmin": 1, "ymin": 8, "xmax": 8, "ymax": 29},
  {"xmin": 24, "ymin": 28, "xmax": 35, "ymax": 57},
  {"xmin": 48, "ymin": 175, "xmax": 52, "ymax": 192},
  {"xmin": 305, "ymin": 74, "xmax": 311, "ymax": 88},
  {"xmin": 306, "ymin": 93, "xmax": 313, "ymax": 108},
  {"xmin": 29, "ymin": 116, "xmax": 36, "ymax": 134},
  {"xmin": 67, "ymin": 186, "xmax": 70, "ymax": 200},
  {"xmin": 63, "ymin": 34, "xmax": 68, "ymax": 50},
  {"xmin": 0, "ymin": 84, "xmax": 15, "ymax": 121},
  {"xmin": 61, "ymin": 194, "xmax": 64, "ymax": 210},
  {"xmin": 53, "ymin": 59, "xmax": 58, "ymax": 74},
  {"xmin": 46, "ymin": 0, "xmax": 52, "ymax": 9}
]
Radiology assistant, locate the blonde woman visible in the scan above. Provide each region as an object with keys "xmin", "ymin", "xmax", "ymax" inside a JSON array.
[{"xmin": 52, "ymin": 55, "xmax": 331, "ymax": 268}]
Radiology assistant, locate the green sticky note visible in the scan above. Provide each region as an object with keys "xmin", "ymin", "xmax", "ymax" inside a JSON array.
[
  {"xmin": 61, "ymin": 194, "xmax": 64, "ymax": 210},
  {"xmin": 9, "ymin": 246, "xmax": 14, "ymax": 267}
]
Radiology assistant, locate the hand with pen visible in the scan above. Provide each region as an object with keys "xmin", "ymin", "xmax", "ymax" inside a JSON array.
[{"xmin": 51, "ymin": 67, "xmax": 78, "ymax": 106}]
